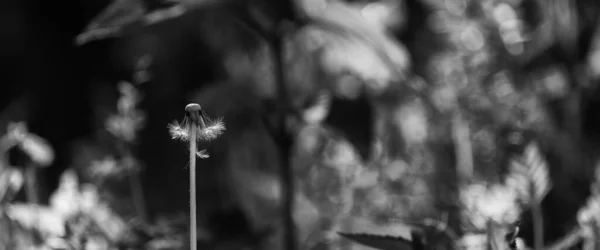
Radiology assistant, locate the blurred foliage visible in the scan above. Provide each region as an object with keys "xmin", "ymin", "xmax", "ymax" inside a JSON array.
[{"xmin": 3, "ymin": 0, "xmax": 600, "ymax": 249}]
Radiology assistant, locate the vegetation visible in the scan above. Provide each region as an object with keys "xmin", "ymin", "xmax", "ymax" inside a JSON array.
[{"xmin": 1, "ymin": 0, "xmax": 600, "ymax": 249}]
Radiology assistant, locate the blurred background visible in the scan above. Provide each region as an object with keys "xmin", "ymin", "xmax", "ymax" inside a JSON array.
[{"xmin": 2, "ymin": 0, "xmax": 600, "ymax": 249}]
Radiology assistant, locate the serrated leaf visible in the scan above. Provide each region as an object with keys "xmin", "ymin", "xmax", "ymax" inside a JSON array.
[
  {"xmin": 338, "ymin": 232, "xmax": 414, "ymax": 250},
  {"xmin": 523, "ymin": 142, "xmax": 551, "ymax": 202},
  {"xmin": 507, "ymin": 141, "xmax": 552, "ymax": 204}
]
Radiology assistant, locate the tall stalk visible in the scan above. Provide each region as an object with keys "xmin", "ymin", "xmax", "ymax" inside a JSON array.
[{"xmin": 169, "ymin": 103, "xmax": 225, "ymax": 250}]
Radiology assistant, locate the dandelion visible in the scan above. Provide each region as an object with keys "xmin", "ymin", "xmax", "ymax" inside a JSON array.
[
  {"xmin": 168, "ymin": 103, "xmax": 225, "ymax": 250},
  {"xmin": 168, "ymin": 106, "xmax": 225, "ymax": 143}
]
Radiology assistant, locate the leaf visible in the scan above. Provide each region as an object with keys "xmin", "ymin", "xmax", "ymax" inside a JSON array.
[
  {"xmin": 522, "ymin": 142, "xmax": 552, "ymax": 202},
  {"xmin": 50, "ymin": 170, "xmax": 81, "ymax": 219},
  {"xmin": 6, "ymin": 203, "xmax": 66, "ymax": 237},
  {"xmin": 0, "ymin": 168, "xmax": 23, "ymax": 204},
  {"xmin": 506, "ymin": 141, "xmax": 552, "ymax": 204},
  {"xmin": 302, "ymin": 90, "xmax": 332, "ymax": 125},
  {"xmin": 75, "ymin": 0, "xmax": 241, "ymax": 45},
  {"xmin": 76, "ymin": 0, "xmax": 146, "ymax": 45},
  {"xmin": 458, "ymin": 233, "xmax": 487, "ymax": 250},
  {"xmin": 337, "ymin": 232, "xmax": 415, "ymax": 250},
  {"xmin": 305, "ymin": 1, "xmax": 411, "ymax": 82}
]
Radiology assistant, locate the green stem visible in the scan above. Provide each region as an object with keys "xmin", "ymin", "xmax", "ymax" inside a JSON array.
[{"xmin": 189, "ymin": 127, "xmax": 197, "ymax": 250}]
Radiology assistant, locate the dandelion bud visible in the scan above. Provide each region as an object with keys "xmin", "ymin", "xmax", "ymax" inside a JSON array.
[
  {"xmin": 185, "ymin": 103, "xmax": 204, "ymax": 126},
  {"xmin": 185, "ymin": 103, "xmax": 202, "ymax": 113}
]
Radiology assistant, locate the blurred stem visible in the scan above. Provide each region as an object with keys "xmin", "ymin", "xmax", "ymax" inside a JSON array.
[
  {"xmin": 582, "ymin": 223, "xmax": 599, "ymax": 250},
  {"xmin": 2, "ymin": 211, "xmax": 15, "ymax": 250},
  {"xmin": 0, "ymin": 136, "xmax": 15, "ymax": 202},
  {"xmin": 451, "ymin": 111, "xmax": 473, "ymax": 184},
  {"xmin": 25, "ymin": 166, "xmax": 38, "ymax": 204},
  {"xmin": 189, "ymin": 127, "xmax": 197, "ymax": 250},
  {"xmin": 487, "ymin": 220, "xmax": 494, "ymax": 250},
  {"xmin": 532, "ymin": 190, "xmax": 544, "ymax": 250},
  {"xmin": 117, "ymin": 141, "xmax": 148, "ymax": 223},
  {"xmin": 25, "ymin": 165, "xmax": 40, "ymax": 241},
  {"xmin": 547, "ymin": 227, "xmax": 583, "ymax": 250},
  {"xmin": 271, "ymin": 23, "xmax": 297, "ymax": 250},
  {"xmin": 129, "ymin": 172, "xmax": 147, "ymax": 223},
  {"xmin": 0, "ymin": 136, "xmax": 11, "ymax": 173}
]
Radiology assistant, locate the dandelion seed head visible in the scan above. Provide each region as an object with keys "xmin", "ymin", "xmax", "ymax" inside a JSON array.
[
  {"xmin": 168, "ymin": 120, "xmax": 190, "ymax": 141},
  {"xmin": 169, "ymin": 106, "xmax": 225, "ymax": 142},
  {"xmin": 198, "ymin": 118, "xmax": 226, "ymax": 141}
]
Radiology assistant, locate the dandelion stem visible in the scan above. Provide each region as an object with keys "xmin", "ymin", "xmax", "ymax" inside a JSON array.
[
  {"xmin": 173, "ymin": 104, "xmax": 222, "ymax": 250},
  {"xmin": 189, "ymin": 126, "xmax": 197, "ymax": 250}
]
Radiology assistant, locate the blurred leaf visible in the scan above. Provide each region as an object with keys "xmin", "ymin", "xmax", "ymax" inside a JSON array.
[
  {"xmin": 81, "ymin": 186, "xmax": 132, "ymax": 243},
  {"xmin": 4, "ymin": 122, "xmax": 54, "ymax": 167},
  {"xmin": 146, "ymin": 237, "xmax": 185, "ymax": 250},
  {"xmin": 6, "ymin": 203, "xmax": 66, "ymax": 237},
  {"xmin": 508, "ymin": 142, "xmax": 552, "ymax": 203},
  {"xmin": 460, "ymin": 183, "xmax": 521, "ymax": 230},
  {"xmin": 0, "ymin": 168, "xmax": 23, "ymax": 204},
  {"xmin": 302, "ymin": 90, "xmax": 332, "ymax": 125},
  {"xmin": 458, "ymin": 233, "xmax": 487, "ymax": 250},
  {"xmin": 523, "ymin": 142, "xmax": 551, "ymax": 202},
  {"xmin": 18, "ymin": 134, "xmax": 54, "ymax": 167},
  {"xmin": 300, "ymin": 0, "xmax": 411, "ymax": 89},
  {"xmin": 76, "ymin": 0, "xmax": 146, "ymax": 45},
  {"xmin": 50, "ymin": 170, "xmax": 81, "ymax": 219},
  {"xmin": 337, "ymin": 232, "xmax": 415, "ymax": 250}
]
